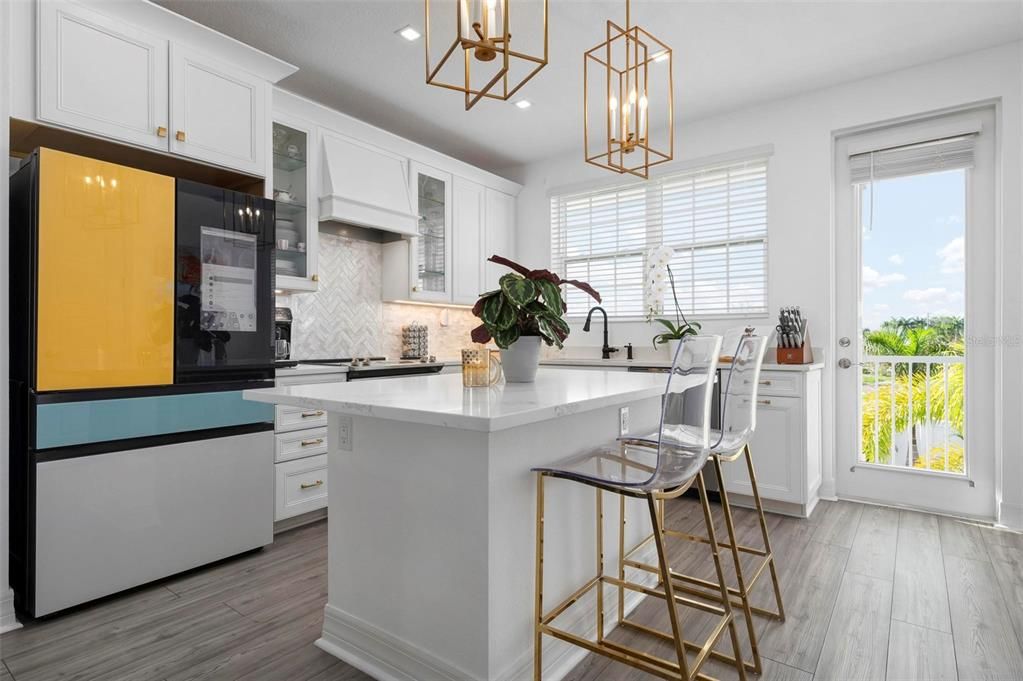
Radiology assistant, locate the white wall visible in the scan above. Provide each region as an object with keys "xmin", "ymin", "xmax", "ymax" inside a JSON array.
[
  {"xmin": 1, "ymin": 0, "xmax": 20, "ymax": 632},
  {"xmin": 507, "ymin": 42, "xmax": 1023, "ymax": 524}
]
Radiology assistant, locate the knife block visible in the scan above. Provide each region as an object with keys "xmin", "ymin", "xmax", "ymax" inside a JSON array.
[{"xmin": 776, "ymin": 329, "xmax": 814, "ymax": 364}]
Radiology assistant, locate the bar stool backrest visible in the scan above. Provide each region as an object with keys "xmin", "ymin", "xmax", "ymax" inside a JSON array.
[
  {"xmin": 645, "ymin": 334, "xmax": 723, "ymax": 490},
  {"xmin": 717, "ymin": 334, "xmax": 770, "ymax": 456}
]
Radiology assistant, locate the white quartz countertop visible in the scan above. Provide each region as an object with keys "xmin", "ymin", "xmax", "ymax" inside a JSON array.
[
  {"xmin": 245, "ymin": 368, "xmax": 669, "ymax": 432},
  {"xmin": 540, "ymin": 357, "xmax": 824, "ymax": 372}
]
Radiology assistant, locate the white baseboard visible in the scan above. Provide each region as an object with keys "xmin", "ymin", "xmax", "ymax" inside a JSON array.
[
  {"xmin": 317, "ymin": 604, "xmax": 476, "ymax": 681},
  {"xmin": 316, "ymin": 544, "xmax": 659, "ymax": 681},
  {"xmin": 998, "ymin": 501, "xmax": 1023, "ymax": 531},
  {"xmin": 0, "ymin": 588, "xmax": 22, "ymax": 634}
]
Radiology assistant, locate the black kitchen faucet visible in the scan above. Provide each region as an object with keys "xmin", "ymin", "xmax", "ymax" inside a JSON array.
[{"xmin": 583, "ymin": 306, "xmax": 619, "ymax": 360}]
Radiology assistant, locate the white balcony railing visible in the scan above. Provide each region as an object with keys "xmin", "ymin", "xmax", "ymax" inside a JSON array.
[{"xmin": 860, "ymin": 355, "xmax": 965, "ymax": 474}]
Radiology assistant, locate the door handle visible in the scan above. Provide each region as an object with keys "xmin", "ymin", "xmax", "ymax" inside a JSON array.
[
  {"xmin": 838, "ymin": 358, "xmax": 852, "ymax": 369},
  {"xmin": 839, "ymin": 337, "xmax": 852, "ymax": 348},
  {"xmin": 175, "ymin": 130, "xmax": 186, "ymax": 142}
]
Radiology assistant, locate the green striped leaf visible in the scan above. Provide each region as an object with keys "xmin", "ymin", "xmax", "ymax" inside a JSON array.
[
  {"xmin": 534, "ymin": 279, "xmax": 563, "ymax": 315},
  {"xmin": 493, "ymin": 324, "xmax": 521, "ymax": 349},
  {"xmin": 500, "ymin": 273, "xmax": 537, "ymax": 307}
]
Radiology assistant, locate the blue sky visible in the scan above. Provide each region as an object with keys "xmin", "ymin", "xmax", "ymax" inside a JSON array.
[{"xmin": 860, "ymin": 169, "xmax": 965, "ymax": 330}]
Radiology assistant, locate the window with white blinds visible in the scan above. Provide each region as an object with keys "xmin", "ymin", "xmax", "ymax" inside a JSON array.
[{"xmin": 551, "ymin": 157, "xmax": 769, "ymax": 317}]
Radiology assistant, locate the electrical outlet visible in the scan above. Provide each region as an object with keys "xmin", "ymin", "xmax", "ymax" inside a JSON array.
[
  {"xmin": 336, "ymin": 415, "xmax": 353, "ymax": 451},
  {"xmin": 619, "ymin": 407, "xmax": 629, "ymax": 436}
]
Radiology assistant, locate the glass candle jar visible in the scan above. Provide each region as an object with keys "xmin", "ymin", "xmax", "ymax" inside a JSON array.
[{"xmin": 461, "ymin": 345, "xmax": 502, "ymax": 387}]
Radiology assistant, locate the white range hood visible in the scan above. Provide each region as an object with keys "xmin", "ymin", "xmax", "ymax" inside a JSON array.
[{"xmin": 318, "ymin": 132, "xmax": 420, "ymax": 239}]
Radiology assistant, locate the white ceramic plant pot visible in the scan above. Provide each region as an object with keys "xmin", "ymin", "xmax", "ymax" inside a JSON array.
[
  {"xmin": 668, "ymin": 338, "xmax": 682, "ymax": 363},
  {"xmin": 500, "ymin": 335, "xmax": 542, "ymax": 383}
]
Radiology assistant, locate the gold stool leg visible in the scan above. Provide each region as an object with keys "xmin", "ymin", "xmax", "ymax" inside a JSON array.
[
  {"xmin": 697, "ymin": 472, "xmax": 748, "ymax": 681},
  {"xmin": 534, "ymin": 473, "xmax": 545, "ymax": 681},
  {"xmin": 618, "ymin": 492, "xmax": 626, "ymax": 626},
  {"xmin": 744, "ymin": 444, "xmax": 786, "ymax": 621},
  {"xmin": 646, "ymin": 492, "xmax": 691, "ymax": 680},
  {"xmin": 595, "ymin": 488, "xmax": 605, "ymax": 643},
  {"xmin": 713, "ymin": 454, "xmax": 763, "ymax": 675}
]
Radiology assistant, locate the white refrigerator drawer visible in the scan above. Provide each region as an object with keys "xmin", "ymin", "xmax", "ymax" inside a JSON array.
[
  {"xmin": 275, "ymin": 427, "xmax": 328, "ymax": 463},
  {"xmin": 275, "ymin": 404, "xmax": 328, "ymax": 432},
  {"xmin": 275, "ymin": 455, "xmax": 328, "ymax": 520},
  {"xmin": 34, "ymin": 430, "xmax": 273, "ymax": 616}
]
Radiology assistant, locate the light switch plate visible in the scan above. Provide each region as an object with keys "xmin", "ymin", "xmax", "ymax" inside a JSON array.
[
  {"xmin": 336, "ymin": 415, "xmax": 353, "ymax": 451},
  {"xmin": 619, "ymin": 407, "xmax": 629, "ymax": 436}
]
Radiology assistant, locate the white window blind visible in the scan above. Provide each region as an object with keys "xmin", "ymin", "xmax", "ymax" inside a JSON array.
[
  {"xmin": 551, "ymin": 157, "xmax": 769, "ymax": 317},
  {"xmin": 849, "ymin": 134, "xmax": 976, "ymax": 183}
]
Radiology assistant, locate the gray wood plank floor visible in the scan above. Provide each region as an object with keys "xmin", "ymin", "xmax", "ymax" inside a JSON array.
[{"xmin": 2, "ymin": 500, "xmax": 1022, "ymax": 681}]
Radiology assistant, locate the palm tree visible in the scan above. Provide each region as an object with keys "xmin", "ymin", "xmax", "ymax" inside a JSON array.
[{"xmin": 860, "ymin": 351, "xmax": 964, "ymax": 472}]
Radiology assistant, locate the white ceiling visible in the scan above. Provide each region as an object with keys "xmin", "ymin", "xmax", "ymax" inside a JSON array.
[{"xmin": 155, "ymin": 0, "xmax": 1022, "ymax": 173}]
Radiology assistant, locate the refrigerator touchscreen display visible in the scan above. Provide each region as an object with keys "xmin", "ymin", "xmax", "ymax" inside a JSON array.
[{"xmin": 200, "ymin": 226, "xmax": 257, "ymax": 332}]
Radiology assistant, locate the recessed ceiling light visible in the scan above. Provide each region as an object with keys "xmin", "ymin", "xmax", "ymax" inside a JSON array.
[
  {"xmin": 396, "ymin": 25, "xmax": 421, "ymax": 41},
  {"xmin": 515, "ymin": 100, "xmax": 532, "ymax": 109},
  {"xmin": 653, "ymin": 50, "xmax": 669, "ymax": 63}
]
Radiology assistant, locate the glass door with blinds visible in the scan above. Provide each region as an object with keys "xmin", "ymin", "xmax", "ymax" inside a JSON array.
[
  {"xmin": 834, "ymin": 107, "xmax": 997, "ymax": 519},
  {"xmin": 551, "ymin": 157, "xmax": 768, "ymax": 318}
]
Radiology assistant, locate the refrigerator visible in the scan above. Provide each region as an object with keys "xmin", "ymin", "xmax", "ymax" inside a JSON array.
[{"xmin": 9, "ymin": 148, "xmax": 277, "ymax": 617}]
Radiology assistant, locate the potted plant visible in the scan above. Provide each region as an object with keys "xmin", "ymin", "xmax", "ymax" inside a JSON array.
[
  {"xmin": 645, "ymin": 245, "xmax": 700, "ymax": 359},
  {"xmin": 471, "ymin": 255, "xmax": 601, "ymax": 382}
]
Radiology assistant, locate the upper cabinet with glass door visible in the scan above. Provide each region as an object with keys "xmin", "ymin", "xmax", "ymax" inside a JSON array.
[
  {"xmin": 409, "ymin": 162, "xmax": 453, "ymax": 302},
  {"xmin": 271, "ymin": 118, "xmax": 318, "ymax": 292}
]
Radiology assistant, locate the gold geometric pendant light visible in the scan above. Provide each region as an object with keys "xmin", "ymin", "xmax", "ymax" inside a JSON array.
[
  {"xmin": 425, "ymin": 0, "xmax": 549, "ymax": 110},
  {"xmin": 584, "ymin": 0, "xmax": 674, "ymax": 179}
]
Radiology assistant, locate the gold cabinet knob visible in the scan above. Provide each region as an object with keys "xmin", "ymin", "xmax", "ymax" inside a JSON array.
[
  {"xmin": 175, "ymin": 130, "xmax": 186, "ymax": 142},
  {"xmin": 156, "ymin": 126, "xmax": 168, "ymax": 138},
  {"xmin": 311, "ymin": 274, "xmax": 319, "ymax": 282}
]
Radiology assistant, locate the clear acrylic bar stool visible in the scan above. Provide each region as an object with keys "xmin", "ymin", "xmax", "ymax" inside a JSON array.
[
  {"xmin": 621, "ymin": 333, "xmax": 785, "ymax": 676},
  {"xmin": 532, "ymin": 335, "xmax": 748, "ymax": 681}
]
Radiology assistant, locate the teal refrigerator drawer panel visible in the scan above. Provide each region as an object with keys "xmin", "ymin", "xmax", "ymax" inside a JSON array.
[{"xmin": 36, "ymin": 391, "xmax": 274, "ymax": 449}]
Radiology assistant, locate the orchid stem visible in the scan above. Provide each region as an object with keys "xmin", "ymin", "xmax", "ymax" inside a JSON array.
[{"xmin": 666, "ymin": 265, "xmax": 688, "ymax": 330}]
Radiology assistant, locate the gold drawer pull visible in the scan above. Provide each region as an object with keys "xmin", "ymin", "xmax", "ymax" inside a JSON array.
[
  {"xmin": 758, "ymin": 399, "xmax": 771, "ymax": 405},
  {"xmin": 156, "ymin": 126, "xmax": 168, "ymax": 138},
  {"xmin": 759, "ymin": 380, "xmax": 772, "ymax": 386},
  {"xmin": 300, "ymin": 480, "xmax": 324, "ymax": 490},
  {"xmin": 300, "ymin": 438, "xmax": 324, "ymax": 447},
  {"xmin": 300, "ymin": 410, "xmax": 325, "ymax": 418},
  {"xmin": 175, "ymin": 130, "xmax": 186, "ymax": 142}
]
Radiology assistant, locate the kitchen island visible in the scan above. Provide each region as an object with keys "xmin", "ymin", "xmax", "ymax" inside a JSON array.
[{"xmin": 244, "ymin": 369, "xmax": 671, "ymax": 681}]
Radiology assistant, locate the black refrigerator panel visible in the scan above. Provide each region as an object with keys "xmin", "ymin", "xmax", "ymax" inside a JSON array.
[{"xmin": 175, "ymin": 179, "xmax": 275, "ymax": 384}]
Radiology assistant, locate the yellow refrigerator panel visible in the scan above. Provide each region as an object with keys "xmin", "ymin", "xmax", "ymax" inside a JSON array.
[{"xmin": 37, "ymin": 149, "xmax": 175, "ymax": 391}]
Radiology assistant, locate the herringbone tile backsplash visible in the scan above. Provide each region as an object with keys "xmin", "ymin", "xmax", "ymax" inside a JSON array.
[{"xmin": 283, "ymin": 233, "xmax": 476, "ymax": 360}]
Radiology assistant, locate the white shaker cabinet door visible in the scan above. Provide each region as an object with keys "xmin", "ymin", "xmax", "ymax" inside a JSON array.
[
  {"xmin": 484, "ymin": 188, "xmax": 516, "ymax": 291},
  {"xmin": 170, "ymin": 44, "xmax": 266, "ymax": 176},
  {"xmin": 452, "ymin": 176, "xmax": 485, "ymax": 304},
  {"xmin": 722, "ymin": 395, "xmax": 802, "ymax": 504},
  {"xmin": 38, "ymin": 0, "xmax": 170, "ymax": 151}
]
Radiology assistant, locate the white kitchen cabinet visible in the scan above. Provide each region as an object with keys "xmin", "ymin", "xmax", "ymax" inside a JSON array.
[
  {"xmin": 274, "ymin": 454, "xmax": 328, "ymax": 521},
  {"xmin": 34, "ymin": 0, "xmax": 288, "ymax": 177},
  {"xmin": 37, "ymin": 0, "xmax": 169, "ymax": 151},
  {"xmin": 484, "ymin": 188, "xmax": 516, "ymax": 291},
  {"xmin": 170, "ymin": 44, "xmax": 267, "ymax": 176},
  {"xmin": 271, "ymin": 113, "xmax": 319, "ymax": 292},
  {"xmin": 452, "ymin": 177, "xmax": 485, "ymax": 304},
  {"xmin": 720, "ymin": 367, "xmax": 823, "ymax": 517},
  {"xmin": 382, "ymin": 171, "xmax": 516, "ymax": 305}
]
